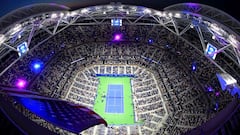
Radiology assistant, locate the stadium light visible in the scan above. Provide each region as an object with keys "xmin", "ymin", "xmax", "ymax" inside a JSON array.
[
  {"xmin": 228, "ymin": 34, "xmax": 239, "ymax": 48},
  {"xmin": 190, "ymin": 24, "xmax": 194, "ymax": 28},
  {"xmin": 107, "ymin": 5, "xmax": 113, "ymax": 10},
  {"xmin": 34, "ymin": 63, "xmax": 40, "ymax": 69},
  {"xmin": 212, "ymin": 35, "xmax": 216, "ymax": 40},
  {"xmin": 207, "ymin": 86, "xmax": 214, "ymax": 92},
  {"xmin": 81, "ymin": 8, "xmax": 89, "ymax": 14},
  {"xmin": 131, "ymin": 6, "xmax": 137, "ymax": 11},
  {"xmin": 51, "ymin": 13, "xmax": 58, "ymax": 18},
  {"xmin": 143, "ymin": 9, "xmax": 151, "ymax": 14},
  {"xmin": 0, "ymin": 34, "xmax": 6, "ymax": 45},
  {"xmin": 70, "ymin": 11, "xmax": 78, "ymax": 16},
  {"xmin": 117, "ymin": 5, "xmax": 123, "ymax": 11},
  {"xmin": 168, "ymin": 12, "xmax": 173, "ymax": 17},
  {"xmin": 162, "ymin": 12, "xmax": 167, "ymax": 17},
  {"xmin": 148, "ymin": 39, "xmax": 153, "ymax": 44},
  {"xmin": 192, "ymin": 61, "xmax": 197, "ymax": 71},
  {"xmin": 174, "ymin": 13, "xmax": 181, "ymax": 18},
  {"xmin": 95, "ymin": 6, "xmax": 101, "ymax": 11},
  {"xmin": 60, "ymin": 12, "xmax": 64, "ymax": 17},
  {"xmin": 30, "ymin": 59, "xmax": 44, "ymax": 73},
  {"xmin": 209, "ymin": 23, "xmax": 226, "ymax": 36},
  {"xmin": 17, "ymin": 34, "xmax": 21, "ymax": 39},
  {"xmin": 114, "ymin": 35, "xmax": 121, "ymax": 40},
  {"xmin": 155, "ymin": 11, "xmax": 162, "ymax": 16},
  {"xmin": 66, "ymin": 12, "xmax": 71, "ymax": 17},
  {"xmin": 113, "ymin": 33, "xmax": 123, "ymax": 41},
  {"xmin": 15, "ymin": 78, "xmax": 27, "ymax": 89},
  {"xmin": 10, "ymin": 24, "xmax": 22, "ymax": 35}
]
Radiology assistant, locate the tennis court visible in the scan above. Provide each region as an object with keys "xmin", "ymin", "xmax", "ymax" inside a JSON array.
[
  {"xmin": 93, "ymin": 76, "xmax": 135, "ymax": 125},
  {"xmin": 105, "ymin": 84, "xmax": 124, "ymax": 113}
]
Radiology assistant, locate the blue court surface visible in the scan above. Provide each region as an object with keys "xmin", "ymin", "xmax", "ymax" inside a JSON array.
[{"xmin": 105, "ymin": 84, "xmax": 124, "ymax": 113}]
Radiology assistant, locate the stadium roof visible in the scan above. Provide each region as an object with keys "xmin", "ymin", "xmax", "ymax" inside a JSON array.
[
  {"xmin": 0, "ymin": 0, "xmax": 239, "ymax": 20},
  {"xmin": 0, "ymin": 3, "xmax": 69, "ymax": 31},
  {"xmin": 0, "ymin": 1, "xmax": 239, "ymax": 73}
]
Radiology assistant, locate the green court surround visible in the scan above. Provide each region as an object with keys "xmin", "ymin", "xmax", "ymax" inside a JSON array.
[{"xmin": 93, "ymin": 77, "xmax": 135, "ymax": 125}]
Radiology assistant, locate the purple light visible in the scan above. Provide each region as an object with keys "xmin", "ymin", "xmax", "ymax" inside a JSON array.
[
  {"xmin": 16, "ymin": 79, "xmax": 27, "ymax": 89},
  {"xmin": 115, "ymin": 35, "xmax": 120, "ymax": 40},
  {"xmin": 186, "ymin": 3, "xmax": 199, "ymax": 7},
  {"xmin": 215, "ymin": 91, "xmax": 220, "ymax": 97},
  {"xmin": 114, "ymin": 34, "xmax": 122, "ymax": 41},
  {"xmin": 185, "ymin": 3, "xmax": 200, "ymax": 13}
]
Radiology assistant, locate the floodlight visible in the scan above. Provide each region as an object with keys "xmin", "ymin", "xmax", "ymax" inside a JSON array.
[
  {"xmin": 16, "ymin": 79, "xmax": 27, "ymax": 89},
  {"xmin": 228, "ymin": 34, "xmax": 239, "ymax": 48},
  {"xmin": 10, "ymin": 24, "xmax": 22, "ymax": 35},
  {"xmin": 174, "ymin": 13, "xmax": 181, "ymax": 18},
  {"xmin": 60, "ymin": 13, "xmax": 64, "ymax": 17},
  {"xmin": 162, "ymin": 12, "xmax": 167, "ymax": 17},
  {"xmin": 155, "ymin": 11, "xmax": 162, "ymax": 17},
  {"xmin": 51, "ymin": 13, "xmax": 58, "ymax": 18},
  {"xmin": 148, "ymin": 39, "xmax": 153, "ymax": 44},
  {"xmin": 70, "ymin": 11, "xmax": 77, "ymax": 16},
  {"xmin": 0, "ymin": 34, "xmax": 6, "ymax": 45},
  {"xmin": 30, "ymin": 60, "xmax": 44, "ymax": 73},
  {"xmin": 212, "ymin": 35, "xmax": 216, "ymax": 40},
  {"xmin": 209, "ymin": 23, "xmax": 226, "ymax": 36},
  {"xmin": 114, "ymin": 35, "xmax": 121, "ymax": 40},
  {"xmin": 192, "ymin": 61, "xmax": 197, "ymax": 71},
  {"xmin": 113, "ymin": 34, "xmax": 123, "ymax": 41},
  {"xmin": 168, "ymin": 12, "xmax": 173, "ymax": 17},
  {"xmin": 143, "ymin": 9, "xmax": 151, "ymax": 14},
  {"xmin": 81, "ymin": 8, "xmax": 89, "ymax": 14}
]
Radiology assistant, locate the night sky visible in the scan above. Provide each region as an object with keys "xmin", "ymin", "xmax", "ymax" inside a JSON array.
[{"xmin": 0, "ymin": 0, "xmax": 239, "ymax": 20}]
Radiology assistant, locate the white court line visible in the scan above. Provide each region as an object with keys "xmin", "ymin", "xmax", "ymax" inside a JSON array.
[{"xmin": 105, "ymin": 86, "xmax": 125, "ymax": 113}]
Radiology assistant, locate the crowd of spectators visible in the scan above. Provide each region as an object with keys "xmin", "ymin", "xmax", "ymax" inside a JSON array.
[{"xmin": 0, "ymin": 24, "xmax": 238, "ymax": 135}]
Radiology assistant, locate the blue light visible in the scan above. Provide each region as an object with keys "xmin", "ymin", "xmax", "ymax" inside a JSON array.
[
  {"xmin": 192, "ymin": 61, "xmax": 197, "ymax": 71},
  {"xmin": 165, "ymin": 44, "xmax": 171, "ymax": 49},
  {"xmin": 207, "ymin": 87, "xmax": 214, "ymax": 92},
  {"xmin": 34, "ymin": 63, "xmax": 41, "ymax": 69},
  {"xmin": 192, "ymin": 65, "xmax": 196, "ymax": 71},
  {"xmin": 214, "ymin": 102, "xmax": 219, "ymax": 111},
  {"xmin": 148, "ymin": 39, "xmax": 153, "ymax": 44},
  {"xmin": 30, "ymin": 60, "xmax": 43, "ymax": 73}
]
